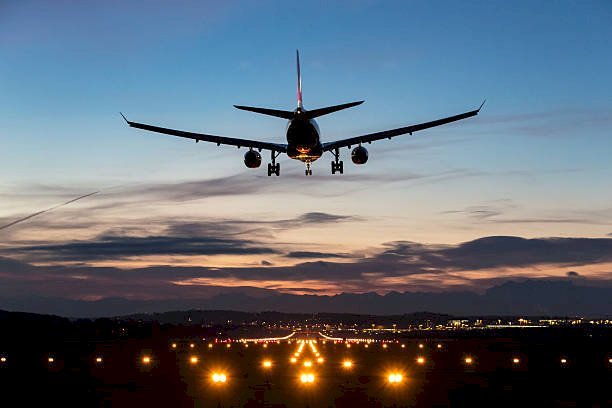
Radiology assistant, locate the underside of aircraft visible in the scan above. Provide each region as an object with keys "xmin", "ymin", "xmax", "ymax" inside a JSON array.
[{"xmin": 122, "ymin": 51, "xmax": 484, "ymax": 176}]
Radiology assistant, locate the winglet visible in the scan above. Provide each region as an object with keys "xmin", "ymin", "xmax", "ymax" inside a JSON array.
[
  {"xmin": 477, "ymin": 99, "xmax": 486, "ymax": 112},
  {"xmin": 120, "ymin": 112, "xmax": 129, "ymax": 124}
]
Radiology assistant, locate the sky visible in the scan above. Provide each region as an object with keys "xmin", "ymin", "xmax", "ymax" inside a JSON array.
[{"xmin": 1, "ymin": 1, "xmax": 612, "ymax": 303}]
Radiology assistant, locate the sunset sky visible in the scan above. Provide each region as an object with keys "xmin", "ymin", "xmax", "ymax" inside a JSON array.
[{"xmin": 1, "ymin": 1, "xmax": 612, "ymax": 302}]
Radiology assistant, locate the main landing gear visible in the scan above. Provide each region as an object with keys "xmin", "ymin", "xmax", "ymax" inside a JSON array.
[
  {"xmin": 267, "ymin": 151, "xmax": 280, "ymax": 176},
  {"xmin": 305, "ymin": 162, "xmax": 312, "ymax": 176},
  {"xmin": 331, "ymin": 147, "xmax": 343, "ymax": 174}
]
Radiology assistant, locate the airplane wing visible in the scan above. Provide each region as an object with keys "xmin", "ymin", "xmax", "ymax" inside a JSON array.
[
  {"xmin": 322, "ymin": 101, "xmax": 485, "ymax": 152},
  {"xmin": 121, "ymin": 114, "xmax": 288, "ymax": 153}
]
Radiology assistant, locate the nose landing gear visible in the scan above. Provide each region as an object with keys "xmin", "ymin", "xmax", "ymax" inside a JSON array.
[{"xmin": 305, "ymin": 162, "xmax": 312, "ymax": 176}]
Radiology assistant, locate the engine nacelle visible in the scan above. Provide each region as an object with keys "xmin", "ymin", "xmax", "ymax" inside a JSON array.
[
  {"xmin": 351, "ymin": 146, "xmax": 368, "ymax": 165},
  {"xmin": 244, "ymin": 150, "xmax": 262, "ymax": 168}
]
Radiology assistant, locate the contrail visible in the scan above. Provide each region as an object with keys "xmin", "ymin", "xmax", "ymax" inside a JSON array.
[{"xmin": 0, "ymin": 191, "xmax": 99, "ymax": 231}]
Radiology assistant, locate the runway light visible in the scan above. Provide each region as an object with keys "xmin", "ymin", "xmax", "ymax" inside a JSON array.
[
  {"xmin": 190, "ymin": 356, "xmax": 199, "ymax": 364},
  {"xmin": 464, "ymin": 357, "xmax": 473, "ymax": 365},
  {"xmin": 512, "ymin": 357, "xmax": 520, "ymax": 364},
  {"xmin": 343, "ymin": 360, "xmax": 353, "ymax": 368},
  {"xmin": 304, "ymin": 360, "xmax": 312, "ymax": 367},
  {"xmin": 387, "ymin": 373, "xmax": 403, "ymax": 383},
  {"xmin": 262, "ymin": 360, "xmax": 272, "ymax": 368},
  {"xmin": 212, "ymin": 373, "xmax": 227, "ymax": 383},
  {"xmin": 317, "ymin": 357, "xmax": 324, "ymax": 363},
  {"xmin": 300, "ymin": 373, "xmax": 315, "ymax": 383},
  {"xmin": 417, "ymin": 357, "xmax": 425, "ymax": 365},
  {"xmin": 142, "ymin": 356, "xmax": 151, "ymax": 364}
]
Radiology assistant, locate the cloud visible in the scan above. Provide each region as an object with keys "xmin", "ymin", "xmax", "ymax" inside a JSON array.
[
  {"xmin": 567, "ymin": 271, "xmax": 580, "ymax": 277},
  {"xmin": 285, "ymin": 251, "xmax": 352, "ymax": 259}
]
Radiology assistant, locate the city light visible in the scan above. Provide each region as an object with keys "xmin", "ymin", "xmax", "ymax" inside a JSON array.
[
  {"xmin": 95, "ymin": 357, "xmax": 103, "ymax": 364},
  {"xmin": 262, "ymin": 360, "xmax": 272, "ymax": 368},
  {"xmin": 142, "ymin": 356, "xmax": 151, "ymax": 364},
  {"xmin": 171, "ymin": 343, "xmax": 177, "ymax": 349},
  {"xmin": 212, "ymin": 373, "xmax": 227, "ymax": 383},
  {"xmin": 343, "ymin": 360, "xmax": 353, "ymax": 368},
  {"xmin": 560, "ymin": 358, "xmax": 567, "ymax": 365},
  {"xmin": 300, "ymin": 373, "xmax": 315, "ymax": 383},
  {"xmin": 437, "ymin": 344, "xmax": 443, "ymax": 349},
  {"xmin": 382, "ymin": 344, "xmax": 388, "ymax": 349},
  {"xmin": 48, "ymin": 357, "xmax": 55, "ymax": 363},
  {"xmin": 513, "ymin": 357, "xmax": 520, "ymax": 364},
  {"xmin": 346, "ymin": 343, "xmax": 351, "ymax": 348},
  {"xmin": 1, "ymin": 357, "xmax": 6, "ymax": 363},
  {"xmin": 401, "ymin": 344, "xmax": 406, "ymax": 349},
  {"xmin": 226, "ymin": 344, "xmax": 231, "ymax": 348},
  {"xmin": 416, "ymin": 357, "xmax": 425, "ymax": 365},
  {"xmin": 263, "ymin": 344, "xmax": 268, "ymax": 348},
  {"xmin": 387, "ymin": 373, "xmax": 403, "ymax": 384},
  {"xmin": 464, "ymin": 357, "xmax": 473, "ymax": 365},
  {"xmin": 364, "ymin": 344, "xmax": 369, "ymax": 348},
  {"xmin": 190, "ymin": 356, "xmax": 199, "ymax": 364},
  {"xmin": 208, "ymin": 344, "xmax": 213, "ymax": 349},
  {"xmin": 418, "ymin": 343, "xmax": 424, "ymax": 349},
  {"xmin": 190, "ymin": 343, "xmax": 195, "ymax": 348}
]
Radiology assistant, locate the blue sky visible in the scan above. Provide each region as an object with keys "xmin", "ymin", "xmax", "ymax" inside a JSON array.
[{"xmin": 1, "ymin": 1, "xmax": 612, "ymax": 300}]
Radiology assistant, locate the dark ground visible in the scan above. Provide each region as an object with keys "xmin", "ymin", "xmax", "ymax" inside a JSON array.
[{"xmin": 0, "ymin": 313, "xmax": 610, "ymax": 407}]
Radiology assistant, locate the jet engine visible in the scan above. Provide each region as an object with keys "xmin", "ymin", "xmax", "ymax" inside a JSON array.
[
  {"xmin": 244, "ymin": 150, "xmax": 262, "ymax": 168},
  {"xmin": 351, "ymin": 146, "xmax": 368, "ymax": 165}
]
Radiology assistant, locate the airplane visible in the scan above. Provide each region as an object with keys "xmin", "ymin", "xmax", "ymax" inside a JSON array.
[{"xmin": 121, "ymin": 51, "xmax": 484, "ymax": 176}]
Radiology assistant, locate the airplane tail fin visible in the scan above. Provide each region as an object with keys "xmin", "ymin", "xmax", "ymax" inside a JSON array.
[{"xmin": 297, "ymin": 49, "xmax": 303, "ymax": 109}]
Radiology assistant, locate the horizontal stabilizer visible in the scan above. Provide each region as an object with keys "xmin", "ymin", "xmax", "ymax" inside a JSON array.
[
  {"xmin": 234, "ymin": 105, "xmax": 295, "ymax": 120},
  {"xmin": 305, "ymin": 100, "xmax": 364, "ymax": 119}
]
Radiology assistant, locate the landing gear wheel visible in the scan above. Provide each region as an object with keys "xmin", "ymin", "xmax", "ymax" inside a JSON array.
[
  {"xmin": 305, "ymin": 162, "xmax": 312, "ymax": 176},
  {"xmin": 267, "ymin": 163, "xmax": 280, "ymax": 176},
  {"xmin": 331, "ymin": 160, "xmax": 344, "ymax": 174}
]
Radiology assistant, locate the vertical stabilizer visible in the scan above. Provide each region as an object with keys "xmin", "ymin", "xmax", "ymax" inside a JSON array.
[{"xmin": 296, "ymin": 50, "xmax": 303, "ymax": 109}]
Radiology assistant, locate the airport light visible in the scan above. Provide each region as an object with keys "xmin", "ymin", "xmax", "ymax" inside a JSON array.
[
  {"xmin": 364, "ymin": 344, "xmax": 369, "ymax": 348},
  {"xmin": 416, "ymin": 357, "xmax": 425, "ymax": 365},
  {"xmin": 437, "ymin": 344, "xmax": 443, "ymax": 349},
  {"xmin": 382, "ymin": 344, "xmax": 388, "ymax": 349},
  {"xmin": 290, "ymin": 357, "xmax": 297, "ymax": 363},
  {"xmin": 342, "ymin": 360, "xmax": 353, "ymax": 369},
  {"xmin": 317, "ymin": 357, "xmax": 324, "ymax": 364},
  {"xmin": 262, "ymin": 360, "xmax": 272, "ymax": 368},
  {"xmin": 401, "ymin": 344, "xmax": 406, "ymax": 349},
  {"xmin": 190, "ymin": 343, "xmax": 195, "ymax": 349},
  {"xmin": 171, "ymin": 343, "xmax": 177, "ymax": 349},
  {"xmin": 212, "ymin": 373, "xmax": 227, "ymax": 383},
  {"xmin": 1, "ymin": 357, "xmax": 6, "ymax": 363},
  {"xmin": 464, "ymin": 357, "xmax": 473, "ymax": 365},
  {"xmin": 560, "ymin": 358, "xmax": 567, "ymax": 365},
  {"xmin": 418, "ymin": 343, "xmax": 424, "ymax": 349},
  {"xmin": 512, "ymin": 357, "xmax": 520, "ymax": 365},
  {"xmin": 387, "ymin": 373, "xmax": 403, "ymax": 384},
  {"xmin": 300, "ymin": 373, "xmax": 315, "ymax": 383},
  {"xmin": 304, "ymin": 360, "xmax": 312, "ymax": 367},
  {"xmin": 346, "ymin": 344, "xmax": 351, "ymax": 348},
  {"xmin": 608, "ymin": 358, "xmax": 612, "ymax": 364},
  {"xmin": 142, "ymin": 356, "xmax": 151, "ymax": 365},
  {"xmin": 190, "ymin": 356, "xmax": 199, "ymax": 364},
  {"xmin": 226, "ymin": 343, "xmax": 231, "ymax": 349},
  {"xmin": 95, "ymin": 357, "xmax": 103, "ymax": 364},
  {"xmin": 263, "ymin": 344, "xmax": 268, "ymax": 348},
  {"xmin": 208, "ymin": 343, "xmax": 213, "ymax": 349},
  {"xmin": 48, "ymin": 357, "xmax": 55, "ymax": 363}
]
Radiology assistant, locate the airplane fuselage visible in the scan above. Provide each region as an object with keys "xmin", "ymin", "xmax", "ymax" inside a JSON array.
[{"xmin": 286, "ymin": 111, "xmax": 323, "ymax": 163}]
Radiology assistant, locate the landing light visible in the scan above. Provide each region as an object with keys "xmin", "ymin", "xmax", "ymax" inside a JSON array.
[
  {"xmin": 300, "ymin": 373, "xmax": 315, "ymax": 383},
  {"xmin": 388, "ymin": 373, "xmax": 403, "ymax": 383},
  {"xmin": 212, "ymin": 373, "xmax": 227, "ymax": 383}
]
